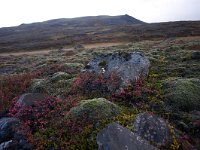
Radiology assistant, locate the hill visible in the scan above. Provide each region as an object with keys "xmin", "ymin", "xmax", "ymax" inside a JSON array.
[{"xmin": 0, "ymin": 15, "xmax": 199, "ymax": 53}]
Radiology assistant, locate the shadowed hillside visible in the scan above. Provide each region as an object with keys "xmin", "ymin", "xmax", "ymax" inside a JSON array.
[{"xmin": 0, "ymin": 15, "xmax": 199, "ymax": 53}]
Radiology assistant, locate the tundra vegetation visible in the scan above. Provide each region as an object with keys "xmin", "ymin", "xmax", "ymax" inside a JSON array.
[{"xmin": 0, "ymin": 36, "xmax": 200, "ymax": 150}]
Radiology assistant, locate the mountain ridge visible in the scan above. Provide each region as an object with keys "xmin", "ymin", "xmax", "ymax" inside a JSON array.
[{"xmin": 0, "ymin": 14, "xmax": 145, "ymax": 29}]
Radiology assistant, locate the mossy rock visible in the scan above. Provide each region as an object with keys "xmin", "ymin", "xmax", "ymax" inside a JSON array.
[
  {"xmin": 29, "ymin": 79, "xmax": 47, "ymax": 93},
  {"xmin": 50, "ymin": 72, "xmax": 72, "ymax": 83},
  {"xmin": 68, "ymin": 98, "xmax": 120, "ymax": 122},
  {"xmin": 56, "ymin": 77, "xmax": 75, "ymax": 87},
  {"xmin": 163, "ymin": 78, "xmax": 200, "ymax": 111},
  {"xmin": 98, "ymin": 61, "xmax": 107, "ymax": 67},
  {"xmin": 49, "ymin": 78, "xmax": 76, "ymax": 97}
]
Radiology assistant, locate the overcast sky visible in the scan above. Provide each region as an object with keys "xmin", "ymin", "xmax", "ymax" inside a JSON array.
[{"xmin": 0, "ymin": 0, "xmax": 199, "ymax": 27}]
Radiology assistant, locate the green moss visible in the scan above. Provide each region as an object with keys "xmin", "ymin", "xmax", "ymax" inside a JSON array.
[
  {"xmin": 29, "ymin": 79, "xmax": 47, "ymax": 93},
  {"xmin": 98, "ymin": 61, "xmax": 107, "ymax": 67},
  {"xmin": 68, "ymin": 98, "xmax": 120, "ymax": 122},
  {"xmin": 166, "ymin": 46, "xmax": 181, "ymax": 52},
  {"xmin": 50, "ymin": 78, "xmax": 75, "ymax": 97},
  {"xmin": 163, "ymin": 78, "xmax": 200, "ymax": 111},
  {"xmin": 50, "ymin": 72, "xmax": 72, "ymax": 83}
]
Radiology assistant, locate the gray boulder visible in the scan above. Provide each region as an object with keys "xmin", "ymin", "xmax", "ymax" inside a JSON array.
[
  {"xmin": 0, "ymin": 118, "xmax": 32, "ymax": 150},
  {"xmin": 0, "ymin": 117, "xmax": 20, "ymax": 143},
  {"xmin": 134, "ymin": 112, "xmax": 172, "ymax": 147},
  {"xmin": 0, "ymin": 140, "xmax": 15, "ymax": 150},
  {"xmin": 97, "ymin": 122, "xmax": 158, "ymax": 150},
  {"xmin": 17, "ymin": 93, "xmax": 47, "ymax": 107},
  {"xmin": 84, "ymin": 52, "xmax": 150, "ymax": 86}
]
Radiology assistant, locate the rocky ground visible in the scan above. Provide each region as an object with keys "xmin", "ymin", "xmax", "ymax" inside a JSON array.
[{"xmin": 0, "ymin": 36, "xmax": 200, "ymax": 150}]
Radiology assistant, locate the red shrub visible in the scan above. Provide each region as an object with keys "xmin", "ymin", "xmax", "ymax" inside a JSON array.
[
  {"xmin": 0, "ymin": 71, "xmax": 42, "ymax": 111},
  {"xmin": 8, "ymin": 94, "xmax": 80, "ymax": 147},
  {"xmin": 9, "ymin": 96, "xmax": 63, "ymax": 130},
  {"xmin": 110, "ymin": 78, "xmax": 154, "ymax": 107},
  {"xmin": 34, "ymin": 113, "xmax": 95, "ymax": 149},
  {"xmin": 38, "ymin": 63, "xmax": 80, "ymax": 77},
  {"xmin": 71, "ymin": 72, "xmax": 121, "ymax": 98}
]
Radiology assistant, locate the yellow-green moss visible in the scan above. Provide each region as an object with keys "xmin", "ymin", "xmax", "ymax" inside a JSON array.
[
  {"xmin": 163, "ymin": 78, "xmax": 200, "ymax": 111},
  {"xmin": 50, "ymin": 72, "xmax": 72, "ymax": 83},
  {"xmin": 68, "ymin": 98, "xmax": 120, "ymax": 122}
]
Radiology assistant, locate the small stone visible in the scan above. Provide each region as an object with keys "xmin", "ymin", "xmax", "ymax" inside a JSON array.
[
  {"xmin": 0, "ymin": 117, "xmax": 20, "ymax": 143},
  {"xmin": 17, "ymin": 93, "xmax": 47, "ymax": 107}
]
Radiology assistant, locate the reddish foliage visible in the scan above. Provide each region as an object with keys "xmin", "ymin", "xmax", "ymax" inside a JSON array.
[
  {"xmin": 64, "ymin": 50, "xmax": 76, "ymax": 56},
  {"xmin": 71, "ymin": 72, "xmax": 121, "ymax": 98},
  {"xmin": 110, "ymin": 78, "xmax": 154, "ymax": 107},
  {"xmin": 0, "ymin": 71, "xmax": 42, "ymax": 111},
  {"xmin": 34, "ymin": 113, "xmax": 95, "ymax": 149},
  {"xmin": 7, "ymin": 94, "xmax": 79, "ymax": 148},
  {"xmin": 38, "ymin": 64, "xmax": 65, "ymax": 77},
  {"xmin": 9, "ymin": 96, "xmax": 63, "ymax": 130},
  {"xmin": 178, "ymin": 135, "xmax": 196, "ymax": 150},
  {"xmin": 38, "ymin": 64, "xmax": 80, "ymax": 77},
  {"xmin": 8, "ymin": 96, "xmax": 67, "ymax": 145}
]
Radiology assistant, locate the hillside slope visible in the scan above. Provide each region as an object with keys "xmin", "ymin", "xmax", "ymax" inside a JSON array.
[{"xmin": 0, "ymin": 15, "xmax": 200, "ymax": 53}]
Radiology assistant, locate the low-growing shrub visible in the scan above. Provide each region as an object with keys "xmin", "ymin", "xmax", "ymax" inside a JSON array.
[
  {"xmin": 0, "ymin": 71, "xmax": 42, "ymax": 111},
  {"xmin": 110, "ymin": 78, "xmax": 154, "ymax": 109},
  {"xmin": 38, "ymin": 63, "xmax": 81, "ymax": 77},
  {"xmin": 9, "ymin": 96, "xmax": 63, "ymax": 131},
  {"xmin": 7, "ymin": 94, "xmax": 79, "ymax": 147},
  {"xmin": 71, "ymin": 72, "xmax": 121, "ymax": 98}
]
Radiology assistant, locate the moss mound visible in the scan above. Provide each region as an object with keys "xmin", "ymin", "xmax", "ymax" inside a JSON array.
[
  {"xmin": 163, "ymin": 78, "xmax": 200, "ymax": 111},
  {"xmin": 68, "ymin": 98, "xmax": 120, "ymax": 121},
  {"xmin": 29, "ymin": 79, "xmax": 47, "ymax": 93},
  {"xmin": 50, "ymin": 72, "xmax": 72, "ymax": 83}
]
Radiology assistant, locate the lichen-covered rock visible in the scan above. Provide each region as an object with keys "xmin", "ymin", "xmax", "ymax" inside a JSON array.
[
  {"xmin": 50, "ymin": 72, "xmax": 72, "ymax": 83},
  {"xmin": 0, "ymin": 118, "xmax": 32, "ymax": 150},
  {"xmin": 163, "ymin": 78, "xmax": 200, "ymax": 111},
  {"xmin": 0, "ymin": 117, "xmax": 20, "ymax": 143},
  {"xmin": 84, "ymin": 52, "xmax": 150, "ymax": 86},
  {"xmin": 29, "ymin": 79, "xmax": 47, "ymax": 93},
  {"xmin": 134, "ymin": 112, "xmax": 172, "ymax": 147},
  {"xmin": 97, "ymin": 122, "xmax": 158, "ymax": 150},
  {"xmin": 17, "ymin": 93, "xmax": 47, "ymax": 107},
  {"xmin": 68, "ymin": 98, "xmax": 120, "ymax": 121}
]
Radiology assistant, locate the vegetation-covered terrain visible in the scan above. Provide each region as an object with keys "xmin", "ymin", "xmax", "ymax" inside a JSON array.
[
  {"xmin": 0, "ymin": 35, "xmax": 200, "ymax": 149},
  {"xmin": 0, "ymin": 15, "xmax": 200, "ymax": 53}
]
